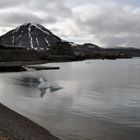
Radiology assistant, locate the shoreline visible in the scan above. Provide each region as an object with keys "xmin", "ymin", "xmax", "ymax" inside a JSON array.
[
  {"xmin": 0, "ymin": 103, "xmax": 60, "ymax": 140},
  {"xmin": 0, "ymin": 57, "xmax": 134, "ymax": 72}
]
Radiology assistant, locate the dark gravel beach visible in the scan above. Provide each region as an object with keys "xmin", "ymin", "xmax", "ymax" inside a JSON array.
[
  {"xmin": 0, "ymin": 103, "xmax": 60, "ymax": 140},
  {"xmin": 0, "ymin": 130, "xmax": 7, "ymax": 140}
]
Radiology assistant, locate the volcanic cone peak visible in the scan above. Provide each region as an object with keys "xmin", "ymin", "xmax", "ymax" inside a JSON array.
[{"xmin": 0, "ymin": 23, "xmax": 61, "ymax": 50}]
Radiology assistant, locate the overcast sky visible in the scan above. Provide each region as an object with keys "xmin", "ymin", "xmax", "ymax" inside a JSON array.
[{"xmin": 0, "ymin": 0, "xmax": 140, "ymax": 48}]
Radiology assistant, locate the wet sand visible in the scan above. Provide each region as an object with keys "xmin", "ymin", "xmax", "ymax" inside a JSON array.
[{"xmin": 0, "ymin": 103, "xmax": 60, "ymax": 140}]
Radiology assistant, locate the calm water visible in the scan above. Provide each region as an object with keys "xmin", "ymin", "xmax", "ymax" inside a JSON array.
[{"xmin": 0, "ymin": 59, "xmax": 140, "ymax": 140}]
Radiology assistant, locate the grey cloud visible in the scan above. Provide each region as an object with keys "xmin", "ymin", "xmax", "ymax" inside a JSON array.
[
  {"xmin": 101, "ymin": 34, "xmax": 140, "ymax": 47},
  {"xmin": 28, "ymin": 0, "xmax": 72, "ymax": 17},
  {"xmin": 0, "ymin": 0, "xmax": 73, "ymax": 37},
  {"xmin": 45, "ymin": 17, "xmax": 58, "ymax": 24},
  {"xmin": 0, "ymin": 0, "xmax": 72, "ymax": 18},
  {"xmin": 0, "ymin": 0, "xmax": 71, "ymax": 36},
  {"xmin": 73, "ymin": 4, "xmax": 140, "ymax": 47},
  {"xmin": 0, "ymin": 0, "xmax": 140, "ymax": 48},
  {"xmin": 0, "ymin": 0, "xmax": 28, "ymax": 8},
  {"xmin": 0, "ymin": 12, "xmax": 46, "ymax": 27}
]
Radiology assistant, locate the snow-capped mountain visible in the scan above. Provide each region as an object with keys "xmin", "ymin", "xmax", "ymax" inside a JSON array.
[{"xmin": 0, "ymin": 23, "xmax": 61, "ymax": 50}]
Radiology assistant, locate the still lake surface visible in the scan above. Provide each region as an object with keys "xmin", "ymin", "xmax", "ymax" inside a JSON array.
[{"xmin": 0, "ymin": 59, "xmax": 140, "ymax": 140}]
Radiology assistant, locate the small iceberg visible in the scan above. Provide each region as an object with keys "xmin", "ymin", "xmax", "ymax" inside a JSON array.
[
  {"xmin": 49, "ymin": 82, "xmax": 63, "ymax": 92},
  {"xmin": 38, "ymin": 78, "xmax": 50, "ymax": 89},
  {"xmin": 38, "ymin": 78, "xmax": 50, "ymax": 97},
  {"xmin": 38, "ymin": 77, "xmax": 63, "ymax": 97}
]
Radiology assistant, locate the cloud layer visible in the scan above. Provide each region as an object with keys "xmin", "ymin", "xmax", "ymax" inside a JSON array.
[{"xmin": 0, "ymin": 0, "xmax": 140, "ymax": 48}]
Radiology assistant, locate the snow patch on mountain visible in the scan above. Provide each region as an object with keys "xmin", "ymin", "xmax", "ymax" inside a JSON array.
[
  {"xmin": 45, "ymin": 38, "xmax": 50, "ymax": 47},
  {"xmin": 31, "ymin": 24, "xmax": 50, "ymax": 36},
  {"xmin": 12, "ymin": 36, "xmax": 15, "ymax": 45},
  {"xmin": 36, "ymin": 38, "xmax": 39, "ymax": 47},
  {"xmin": 28, "ymin": 24, "xmax": 33, "ymax": 48},
  {"xmin": 16, "ymin": 35, "xmax": 21, "ymax": 40},
  {"xmin": 15, "ymin": 26, "xmax": 20, "ymax": 32}
]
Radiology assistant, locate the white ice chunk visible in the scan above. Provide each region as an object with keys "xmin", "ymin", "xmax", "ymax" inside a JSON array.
[
  {"xmin": 49, "ymin": 82, "xmax": 63, "ymax": 92},
  {"xmin": 38, "ymin": 78, "xmax": 50, "ymax": 89},
  {"xmin": 38, "ymin": 78, "xmax": 63, "ymax": 93}
]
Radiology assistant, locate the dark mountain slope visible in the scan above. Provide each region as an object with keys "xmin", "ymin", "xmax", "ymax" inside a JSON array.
[{"xmin": 0, "ymin": 23, "xmax": 61, "ymax": 50}]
